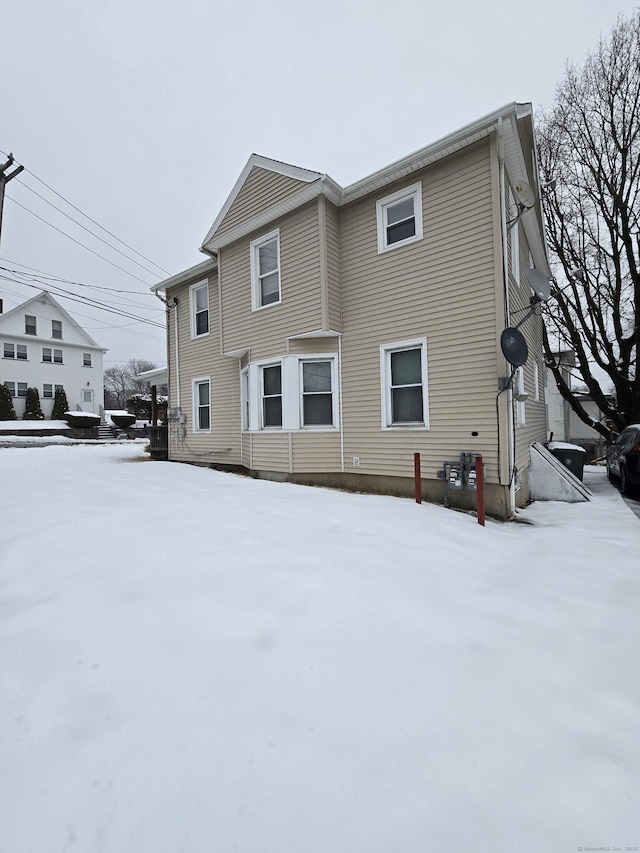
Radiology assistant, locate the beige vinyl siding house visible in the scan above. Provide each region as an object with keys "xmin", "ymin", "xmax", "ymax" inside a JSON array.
[{"xmin": 153, "ymin": 103, "xmax": 551, "ymax": 519}]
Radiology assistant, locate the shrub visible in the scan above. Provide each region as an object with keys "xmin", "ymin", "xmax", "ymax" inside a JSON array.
[
  {"xmin": 23, "ymin": 387, "xmax": 45, "ymax": 420},
  {"xmin": 0, "ymin": 383, "xmax": 17, "ymax": 420},
  {"xmin": 51, "ymin": 387, "xmax": 69, "ymax": 419}
]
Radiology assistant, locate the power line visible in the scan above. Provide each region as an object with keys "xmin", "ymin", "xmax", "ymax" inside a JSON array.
[
  {"xmin": 15, "ymin": 179, "xmax": 166, "ymax": 279},
  {"xmin": 6, "ymin": 195, "xmax": 155, "ymax": 286},
  {"xmin": 0, "ymin": 147, "xmax": 170, "ymax": 276}
]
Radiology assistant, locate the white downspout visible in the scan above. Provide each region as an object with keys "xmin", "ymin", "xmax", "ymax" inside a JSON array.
[
  {"xmin": 173, "ymin": 297, "xmax": 181, "ymax": 413},
  {"xmin": 497, "ymin": 117, "xmax": 516, "ymax": 516}
]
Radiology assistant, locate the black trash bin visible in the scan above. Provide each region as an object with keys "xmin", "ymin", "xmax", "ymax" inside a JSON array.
[{"xmin": 546, "ymin": 442, "xmax": 586, "ymax": 481}]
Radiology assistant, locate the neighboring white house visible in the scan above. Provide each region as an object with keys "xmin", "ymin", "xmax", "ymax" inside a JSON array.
[
  {"xmin": 546, "ymin": 350, "xmax": 613, "ymax": 460},
  {"xmin": 0, "ymin": 291, "xmax": 107, "ymax": 418}
]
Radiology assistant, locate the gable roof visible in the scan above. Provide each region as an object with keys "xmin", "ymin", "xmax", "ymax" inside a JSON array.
[
  {"xmin": 200, "ymin": 102, "xmax": 549, "ymax": 275},
  {"xmin": 0, "ymin": 290, "xmax": 106, "ymax": 349}
]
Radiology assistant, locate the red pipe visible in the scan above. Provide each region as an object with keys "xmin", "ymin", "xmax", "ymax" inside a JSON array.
[
  {"xmin": 414, "ymin": 452, "xmax": 422, "ymax": 504},
  {"xmin": 476, "ymin": 455, "xmax": 485, "ymax": 526}
]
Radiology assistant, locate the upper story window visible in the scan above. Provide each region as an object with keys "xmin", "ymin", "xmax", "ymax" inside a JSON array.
[
  {"xmin": 42, "ymin": 347, "xmax": 63, "ymax": 364},
  {"xmin": 190, "ymin": 282, "xmax": 209, "ymax": 337},
  {"xmin": 251, "ymin": 230, "xmax": 281, "ymax": 310},
  {"xmin": 25, "ymin": 315, "xmax": 37, "ymax": 335},
  {"xmin": 3, "ymin": 343, "xmax": 27, "ymax": 360},
  {"xmin": 83, "ymin": 352, "xmax": 92, "ymax": 367},
  {"xmin": 52, "ymin": 320, "xmax": 62, "ymax": 339},
  {"xmin": 380, "ymin": 338, "xmax": 429, "ymax": 429},
  {"xmin": 261, "ymin": 364, "xmax": 282, "ymax": 427},
  {"xmin": 376, "ymin": 182, "xmax": 423, "ymax": 253}
]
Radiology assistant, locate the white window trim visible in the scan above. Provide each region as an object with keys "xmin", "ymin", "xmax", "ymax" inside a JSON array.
[
  {"xmin": 250, "ymin": 229, "xmax": 281, "ymax": 311},
  {"xmin": 43, "ymin": 383, "xmax": 53, "ymax": 399},
  {"xmin": 380, "ymin": 337, "xmax": 430, "ymax": 430},
  {"xmin": 190, "ymin": 281, "xmax": 210, "ymax": 339},
  {"xmin": 533, "ymin": 362, "xmax": 539, "ymax": 403},
  {"xmin": 376, "ymin": 182, "xmax": 423, "ymax": 254},
  {"xmin": 83, "ymin": 352, "xmax": 92, "ymax": 367},
  {"xmin": 515, "ymin": 366, "xmax": 526, "ymax": 426},
  {"xmin": 244, "ymin": 354, "xmax": 339, "ymax": 432},
  {"xmin": 192, "ymin": 376, "xmax": 211, "ymax": 433},
  {"xmin": 259, "ymin": 360, "xmax": 284, "ymax": 430},
  {"xmin": 298, "ymin": 357, "xmax": 339, "ymax": 430}
]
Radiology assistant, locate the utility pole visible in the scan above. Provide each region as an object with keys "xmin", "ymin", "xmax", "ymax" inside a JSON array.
[{"xmin": 0, "ymin": 153, "xmax": 24, "ymax": 251}]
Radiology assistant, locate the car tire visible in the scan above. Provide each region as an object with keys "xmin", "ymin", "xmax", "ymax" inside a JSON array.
[{"xmin": 621, "ymin": 466, "xmax": 632, "ymax": 497}]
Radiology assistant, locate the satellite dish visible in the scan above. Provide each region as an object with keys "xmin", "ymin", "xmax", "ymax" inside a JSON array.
[
  {"xmin": 525, "ymin": 267, "xmax": 551, "ymax": 302},
  {"xmin": 513, "ymin": 180, "xmax": 535, "ymax": 209},
  {"xmin": 500, "ymin": 327, "xmax": 529, "ymax": 367}
]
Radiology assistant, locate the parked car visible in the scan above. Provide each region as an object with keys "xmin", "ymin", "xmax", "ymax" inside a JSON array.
[{"xmin": 606, "ymin": 424, "xmax": 640, "ymax": 496}]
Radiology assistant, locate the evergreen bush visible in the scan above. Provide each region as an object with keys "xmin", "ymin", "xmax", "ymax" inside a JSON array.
[
  {"xmin": 23, "ymin": 387, "xmax": 45, "ymax": 420},
  {"xmin": 0, "ymin": 383, "xmax": 17, "ymax": 420},
  {"xmin": 52, "ymin": 387, "xmax": 69, "ymax": 419}
]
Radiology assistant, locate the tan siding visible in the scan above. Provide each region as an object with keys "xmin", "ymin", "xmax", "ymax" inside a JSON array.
[
  {"xmin": 215, "ymin": 168, "xmax": 317, "ymax": 240},
  {"xmin": 326, "ymin": 201, "xmax": 342, "ymax": 331},
  {"xmin": 339, "ymin": 140, "xmax": 501, "ymax": 483},
  {"xmin": 288, "ymin": 337, "xmax": 339, "ymax": 356},
  {"xmin": 292, "ymin": 432, "xmax": 342, "ymax": 472},
  {"xmin": 166, "ymin": 272, "xmax": 243, "ymax": 466},
  {"xmin": 251, "ymin": 433, "xmax": 290, "ymax": 472},
  {"xmin": 220, "ymin": 202, "xmax": 323, "ymax": 361}
]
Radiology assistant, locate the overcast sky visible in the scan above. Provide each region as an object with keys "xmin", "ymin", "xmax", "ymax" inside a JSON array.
[{"xmin": 1, "ymin": 0, "xmax": 636, "ymax": 366}]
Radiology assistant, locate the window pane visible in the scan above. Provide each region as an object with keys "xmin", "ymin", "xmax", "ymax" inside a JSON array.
[
  {"xmin": 195, "ymin": 286, "xmax": 207, "ymax": 311},
  {"xmin": 198, "ymin": 383, "xmax": 209, "ymax": 406},
  {"xmin": 6, "ymin": 382, "xmax": 16, "ymax": 396},
  {"xmin": 25, "ymin": 315, "xmax": 36, "ymax": 334},
  {"xmin": 43, "ymin": 348, "xmax": 51, "ymax": 361},
  {"xmin": 261, "ymin": 273, "xmax": 280, "ymax": 305},
  {"xmin": 54, "ymin": 350, "xmax": 63, "ymax": 363},
  {"xmin": 303, "ymin": 394, "xmax": 332, "ymax": 425},
  {"xmin": 43, "ymin": 384, "xmax": 53, "ymax": 398},
  {"xmin": 387, "ymin": 197, "xmax": 414, "ymax": 226},
  {"xmin": 52, "ymin": 321, "xmax": 62, "ymax": 339},
  {"xmin": 263, "ymin": 366, "xmax": 281, "ymax": 396},
  {"xmin": 303, "ymin": 361, "xmax": 331, "ymax": 393},
  {"xmin": 18, "ymin": 383, "xmax": 28, "ymax": 397},
  {"xmin": 263, "ymin": 396, "xmax": 282, "ymax": 426},
  {"xmin": 195, "ymin": 310, "xmax": 209, "ymax": 335},
  {"xmin": 392, "ymin": 386, "xmax": 423, "ymax": 422},
  {"xmin": 387, "ymin": 218, "xmax": 416, "ymax": 245},
  {"xmin": 391, "ymin": 349, "xmax": 421, "ymax": 385},
  {"xmin": 4, "ymin": 343, "xmax": 14, "ymax": 358},
  {"xmin": 198, "ymin": 407, "xmax": 210, "ymax": 430},
  {"xmin": 17, "ymin": 345, "xmax": 27, "ymax": 360},
  {"xmin": 259, "ymin": 240, "xmax": 278, "ymax": 275}
]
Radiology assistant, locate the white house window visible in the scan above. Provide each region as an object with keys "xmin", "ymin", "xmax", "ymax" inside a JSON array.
[
  {"xmin": 5, "ymin": 382, "xmax": 15, "ymax": 397},
  {"xmin": 55, "ymin": 384, "xmax": 63, "ymax": 394},
  {"xmin": 301, "ymin": 360, "xmax": 334, "ymax": 427},
  {"xmin": 52, "ymin": 320, "xmax": 62, "ymax": 339},
  {"xmin": 515, "ymin": 366, "xmax": 526, "ymax": 426},
  {"xmin": 376, "ymin": 183, "xmax": 423, "ymax": 253},
  {"xmin": 192, "ymin": 378, "xmax": 211, "ymax": 431},
  {"xmin": 3, "ymin": 343, "xmax": 27, "ymax": 360},
  {"xmin": 53, "ymin": 349, "xmax": 63, "ymax": 364},
  {"xmin": 25, "ymin": 315, "xmax": 37, "ymax": 335},
  {"xmin": 380, "ymin": 338, "xmax": 429, "ymax": 429},
  {"xmin": 261, "ymin": 364, "xmax": 282, "ymax": 427},
  {"xmin": 82, "ymin": 390, "xmax": 93, "ymax": 404},
  {"xmin": 43, "ymin": 384, "xmax": 53, "ymax": 398},
  {"xmin": 42, "ymin": 347, "xmax": 51, "ymax": 362},
  {"xmin": 251, "ymin": 230, "xmax": 281, "ymax": 310},
  {"xmin": 190, "ymin": 282, "xmax": 209, "ymax": 337},
  {"xmin": 17, "ymin": 382, "xmax": 27, "ymax": 398},
  {"xmin": 83, "ymin": 352, "xmax": 92, "ymax": 367}
]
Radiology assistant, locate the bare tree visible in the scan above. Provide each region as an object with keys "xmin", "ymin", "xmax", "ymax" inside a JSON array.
[
  {"xmin": 104, "ymin": 365, "xmax": 130, "ymax": 409},
  {"xmin": 537, "ymin": 11, "xmax": 640, "ymax": 436},
  {"xmin": 103, "ymin": 359, "xmax": 157, "ymax": 408}
]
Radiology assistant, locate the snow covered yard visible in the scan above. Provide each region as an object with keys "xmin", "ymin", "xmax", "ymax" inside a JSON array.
[{"xmin": 1, "ymin": 444, "xmax": 639, "ymax": 853}]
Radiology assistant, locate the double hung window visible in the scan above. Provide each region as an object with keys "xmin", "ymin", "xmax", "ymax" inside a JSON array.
[
  {"xmin": 190, "ymin": 282, "xmax": 209, "ymax": 337},
  {"xmin": 25, "ymin": 315, "xmax": 37, "ymax": 335},
  {"xmin": 43, "ymin": 384, "xmax": 53, "ymax": 398},
  {"xmin": 83, "ymin": 353, "xmax": 92, "ymax": 367},
  {"xmin": 5, "ymin": 382, "xmax": 15, "ymax": 397},
  {"xmin": 251, "ymin": 231, "xmax": 281, "ymax": 309},
  {"xmin": 376, "ymin": 183, "xmax": 423, "ymax": 253},
  {"xmin": 380, "ymin": 339, "xmax": 429, "ymax": 429},
  {"xmin": 3, "ymin": 344, "xmax": 27, "ymax": 360},
  {"xmin": 52, "ymin": 320, "xmax": 62, "ymax": 339},
  {"xmin": 261, "ymin": 365, "xmax": 282, "ymax": 428},
  {"xmin": 301, "ymin": 360, "xmax": 333, "ymax": 426},
  {"xmin": 192, "ymin": 378, "xmax": 211, "ymax": 431}
]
